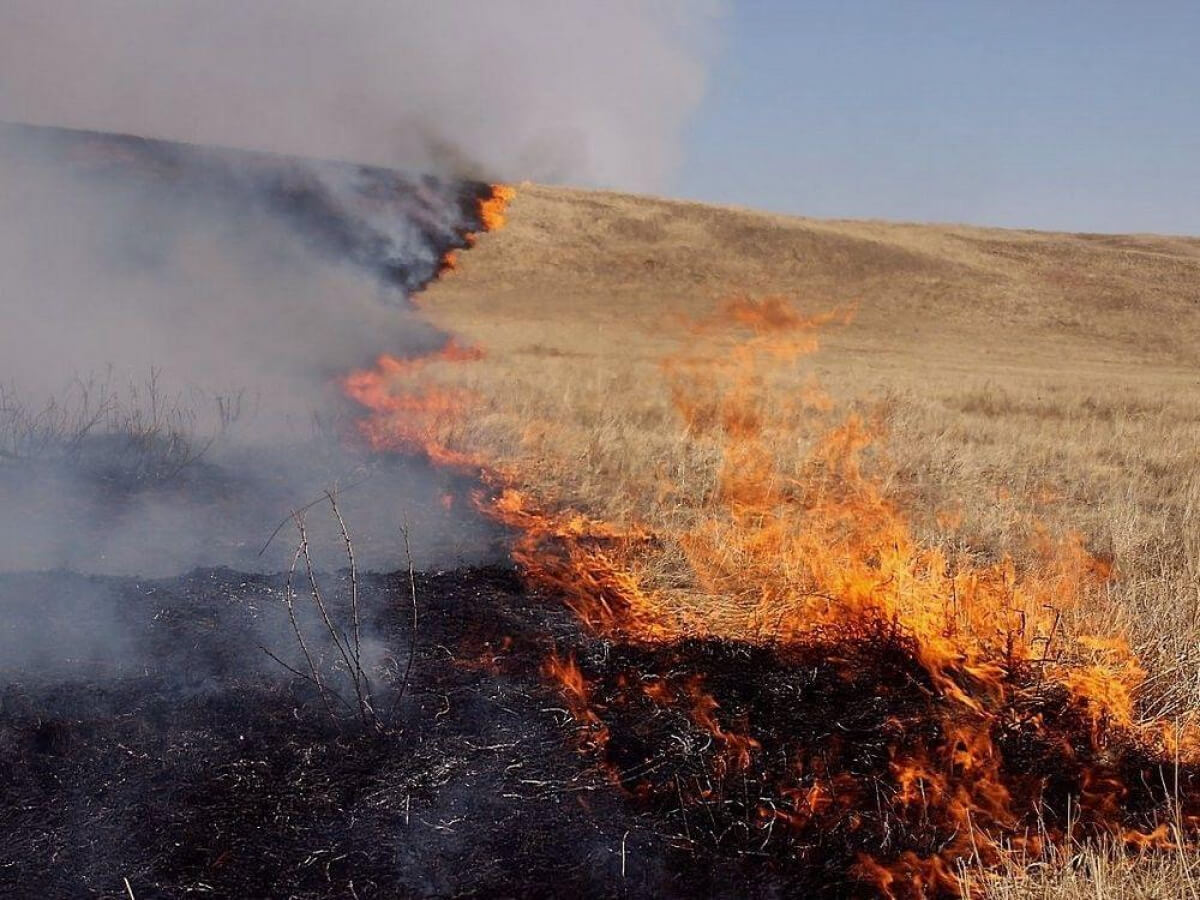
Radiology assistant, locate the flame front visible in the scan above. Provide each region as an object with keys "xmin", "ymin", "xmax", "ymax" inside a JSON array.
[
  {"xmin": 342, "ymin": 191, "xmax": 1200, "ymax": 897},
  {"xmin": 479, "ymin": 184, "xmax": 516, "ymax": 232}
]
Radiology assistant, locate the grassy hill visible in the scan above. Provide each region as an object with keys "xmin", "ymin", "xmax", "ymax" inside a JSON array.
[
  {"xmin": 433, "ymin": 183, "xmax": 1200, "ymax": 363},
  {"xmin": 406, "ymin": 184, "xmax": 1200, "ymax": 896},
  {"xmin": 422, "ymin": 182, "xmax": 1199, "ymax": 609}
]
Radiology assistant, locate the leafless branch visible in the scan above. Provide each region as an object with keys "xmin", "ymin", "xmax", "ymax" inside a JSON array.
[
  {"xmin": 295, "ymin": 511, "xmax": 377, "ymax": 728},
  {"xmin": 279, "ymin": 532, "xmax": 342, "ymax": 725},
  {"xmin": 389, "ymin": 514, "xmax": 420, "ymax": 723}
]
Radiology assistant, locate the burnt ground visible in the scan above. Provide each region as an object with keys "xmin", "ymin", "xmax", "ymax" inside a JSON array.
[
  {"xmin": 5, "ymin": 562, "xmax": 1197, "ymax": 899},
  {"xmin": 0, "ymin": 565, "xmax": 623, "ymax": 899},
  {"xmin": 3, "ymin": 122, "xmax": 1195, "ymax": 898},
  {"xmin": 1, "ymin": 562, "xmax": 849, "ymax": 899}
]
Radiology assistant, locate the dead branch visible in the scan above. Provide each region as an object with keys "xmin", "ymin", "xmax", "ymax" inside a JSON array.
[
  {"xmin": 389, "ymin": 515, "xmax": 420, "ymax": 723},
  {"xmin": 295, "ymin": 511, "xmax": 377, "ymax": 728},
  {"xmin": 325, "ymin": 490, "xmax": 364, "ymax": 694},
  {"xmin": 280, "ymin": 533, "xmax": 342, "ymax": 724}
]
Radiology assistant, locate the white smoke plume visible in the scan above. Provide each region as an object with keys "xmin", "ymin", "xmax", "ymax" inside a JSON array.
[
  {"xmin": 0, "ymin": 2, "xmax": 719, "ymax": 580},
  {"xmin": 0, "ymin": 0, "xmax": 720, "ymax": 191}
]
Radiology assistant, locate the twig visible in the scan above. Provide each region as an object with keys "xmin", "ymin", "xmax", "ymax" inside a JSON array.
[
  {"xmin": 296, "ymin": 512, "xmax": 375, "ymax": 727},
  {"xmin": 258, "ymin": 644, "xmax": 355, "ymax": 715},
  {"xmin": 325, "ymin": 489, "xmax": 371, "ymax": 717},
  {"xmin": 280, "ymin": 533, "xmax": 341, "ymax": 724},
  {"xmin": 257, "ymin": 472, "xmax": 374, "ymax": 557},
  {"xmin": 389, "ymin": 515, "xmax": 420, "ymax": 722}
]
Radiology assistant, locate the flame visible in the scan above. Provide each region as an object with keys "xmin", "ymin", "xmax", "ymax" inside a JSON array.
[
  {"xmin": 479, "ymin": 184, "xmax": 516, "ymax": 232},
  {"xmin": 544, "ymin": 651, "xmax": 610, "ymax": 752},
  {"xmin": 341, "ymin": 338, "xmax": 485, "ymax": 463},
  {"xmin": 686, "ymin": 677, "xmax": 762, "ymax": 773},
  {"xmin": 487, "ymin": 487, "xmax": 672, "ymax": 640},
  {"xmin": 337, "ymin": 185, "xmax": 511, "ymax": 462},
  {"xmin": 341, "ymin": 202, "xmax": 1200, "ymax": 891}
]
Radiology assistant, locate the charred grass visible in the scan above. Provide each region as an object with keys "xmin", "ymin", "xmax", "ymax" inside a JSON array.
[{"xmin": 0, "ymin": 566, "xmax": 642, "ymax": 898}]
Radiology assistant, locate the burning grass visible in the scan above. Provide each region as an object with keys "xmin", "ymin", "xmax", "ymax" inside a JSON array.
[
  {"xmin": 552, "ymin": 631, "xmax": 1200, "ymax": 896},
  {"xmin": 343, "ymin": 187, "xmax": 1200, "ymax": 896}
]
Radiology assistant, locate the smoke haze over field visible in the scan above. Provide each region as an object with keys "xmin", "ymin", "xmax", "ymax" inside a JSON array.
[
  {"xmin": 0, "ymin": 1, "xmax": 719, "ymax": 580},
  {"xmin": 0, "ymin": 0, "xmax": 719, "ymax": 191},
  {"xmin": 0, "ymin": 2, "xmax": 716, "ymax": 679},
  {"xmin": 0, "ymin": 126, "xmax": 502, "ymax": 577},
  {"xmin": 0, "ymin": 128, "xmax": 466, "ymax": 437}
]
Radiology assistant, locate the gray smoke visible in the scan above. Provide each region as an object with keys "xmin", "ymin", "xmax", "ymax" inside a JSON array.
[
  {"xmin": 0, "ymin": 144, "xmax": 422, "ymax": 435},
  {"xmin": 0, "ymin": 0, "xmax": 719, "ymax": 191},
  {"xmin": 0, "ymin": 2, "xmax": 717, "ymax": 682},
  {"xmin": 0, "ymin": 126, "xmax": 501, "ymax": 577},
  {"xmin": 0, "ymin": 127, "xmax": 501, "ymax": 687}
]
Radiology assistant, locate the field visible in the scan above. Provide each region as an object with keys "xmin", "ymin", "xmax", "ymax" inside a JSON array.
[
  {"xmin": 396, "ymin": 183, "xmax": 1200, "ymax": 894},
  {"xmin": 5, "ymin": 128, "xmax": 1200, "ymax": 895}
]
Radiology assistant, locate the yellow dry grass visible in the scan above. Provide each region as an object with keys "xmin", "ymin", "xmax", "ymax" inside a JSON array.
[{"xmin": 408, "ymin": 183, "xmax": 1200, "ymax": 895}]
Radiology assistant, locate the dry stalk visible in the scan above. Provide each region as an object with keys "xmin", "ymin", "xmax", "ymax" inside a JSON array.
[
  {"xmin": 325, "ymin": 490, "xmax": 367, "ymax": 706},
  {"xmin": 389, "ymin": 514, "xmax": 420, "ymax": 723},
  {"xmin": 260, "ymin": 506, "xmax": 380, "ymax": 730},
  {"xmin": 261, "ymin": 531, "xmax": 344, "ymax": 725},
  {"xmin": 295, "ymin": 510, "xmax": 377, "ymax": 728}
]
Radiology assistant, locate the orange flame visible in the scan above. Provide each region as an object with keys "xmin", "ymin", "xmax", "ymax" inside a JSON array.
[
  {"xmin": 342, "ymin": 229, "xmax": 1198, "ymax": 890},
  {"xmin": 340, "ymin": 338, "xmax": 486, "ymax": 465},
  {"xmin": 479, "ymin": 184, "xmax": 516, "ymax": 232},
  {"xmin": 544, "ymin": 651, "xmax": 610, "ymax": 752}
]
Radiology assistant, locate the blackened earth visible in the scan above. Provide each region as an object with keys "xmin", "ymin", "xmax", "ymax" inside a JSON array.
[
  {"xmin": 0, "ymin": 566, "xmax": 620, "ymax": 898},
  {"xmin": 2, "ymin": 563, "xmax": 860, "ymax": 899},
  {"xmin": 4, "ymin": 561, "xmax": 1197, "ymax": 898}
]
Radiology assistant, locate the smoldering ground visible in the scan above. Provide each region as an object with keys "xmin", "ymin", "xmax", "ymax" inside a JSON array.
[
  {"xmin": 0, "ymin": 123, "xmax": 506, "ymax": 753},
  {"xmin": 0, "ymin": 128, "xmax": 587, "ymax": 898},
  {"xmin": 0, "ymin": 123, "xmax": 503, "ymax": 578},
  {"xmin": 0, "ymin": 127, "xmax": 709, "ymax": 900},
  {"xmin": 0, "ymin": 564, "xmax": 711, "ymax": 898},
  {"xmin": 0, "ymin": 6, "xmax": 727, "ymax": 894}
]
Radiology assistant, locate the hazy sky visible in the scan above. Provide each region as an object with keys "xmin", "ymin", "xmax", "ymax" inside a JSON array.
[
  {"xmin": 676, "ymin": 1, "xmax": 1200, "ymax": 235},
  {"xmin": 1, "ymin": 1, "xmax": 1195, "ymax": 235}
]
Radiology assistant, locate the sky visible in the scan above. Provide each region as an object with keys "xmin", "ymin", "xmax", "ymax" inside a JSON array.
[
  {"xmin": 1, "ymin": 1, "xmax": 1195, "ymax": 236},
  {"xmin": 675, "ymin": 1, "xmax": 1200, "ymax": 235}
]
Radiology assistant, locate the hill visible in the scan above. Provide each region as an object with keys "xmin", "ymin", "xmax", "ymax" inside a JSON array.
[
  {"xmin": 418, "ymin": 184, "xmax": 1199, "ymax": 643},
  {"xmin": 397, "ymin": 184, "xmax": 1200, "ymax": 896}
]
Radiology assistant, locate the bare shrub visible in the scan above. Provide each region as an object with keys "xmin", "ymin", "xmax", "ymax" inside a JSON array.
[
  {"xmin": 261, "ymin": 492, "xmax": 419, "ymax": 733},
  {"xmin": 0, "ymin": 369, "xmax": 245, "ymax": 485}
]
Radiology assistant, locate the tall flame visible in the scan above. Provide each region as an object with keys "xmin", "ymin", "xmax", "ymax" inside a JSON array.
[{"xmin": 479, "ymin": 184, "xmax": 516, "ymax": 232}]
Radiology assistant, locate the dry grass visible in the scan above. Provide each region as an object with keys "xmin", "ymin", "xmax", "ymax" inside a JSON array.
[
  {"xmin": 964, "ymin": 834, "xmax": 1200, "ymax": 899},
  {"xmin": 408, "ymin": 183, "xmax": 1200, "ymax": 895}
]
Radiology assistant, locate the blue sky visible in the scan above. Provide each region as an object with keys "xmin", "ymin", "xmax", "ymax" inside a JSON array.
[{"xmin": 674, "ymin": 2, "xmax": 1200, "ymax": 234}]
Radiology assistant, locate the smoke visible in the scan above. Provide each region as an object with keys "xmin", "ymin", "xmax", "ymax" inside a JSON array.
[
  {"xmin": 0, "ymin": 0, "xmax": 723, "ymax": 580},
  {"xmin": 0, "ymin": 141, "xmax": 423, "ymax": 430},
  {"xmin": 0, "ymin": 125, "xmax": 503, "ymax": 577},
  {"xmin": 0, "ymin": 0, "xmax": 720, "ymax": 191},
  {"xmin": 0, "ymin": 0, "xmax": 716, "ymax": 720},
  {"xmin": 0, "ymin": 125, "xmax": 506, "ymax": 709}
]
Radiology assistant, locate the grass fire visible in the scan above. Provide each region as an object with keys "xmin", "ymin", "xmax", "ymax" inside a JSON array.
[
  {"xmin": 3, "ymin": 124, "xmax": 1200, "ymax": 899},
  {"xmin": 346, "ymin": 228, "xmax": 1200, "ymax": 895}
]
